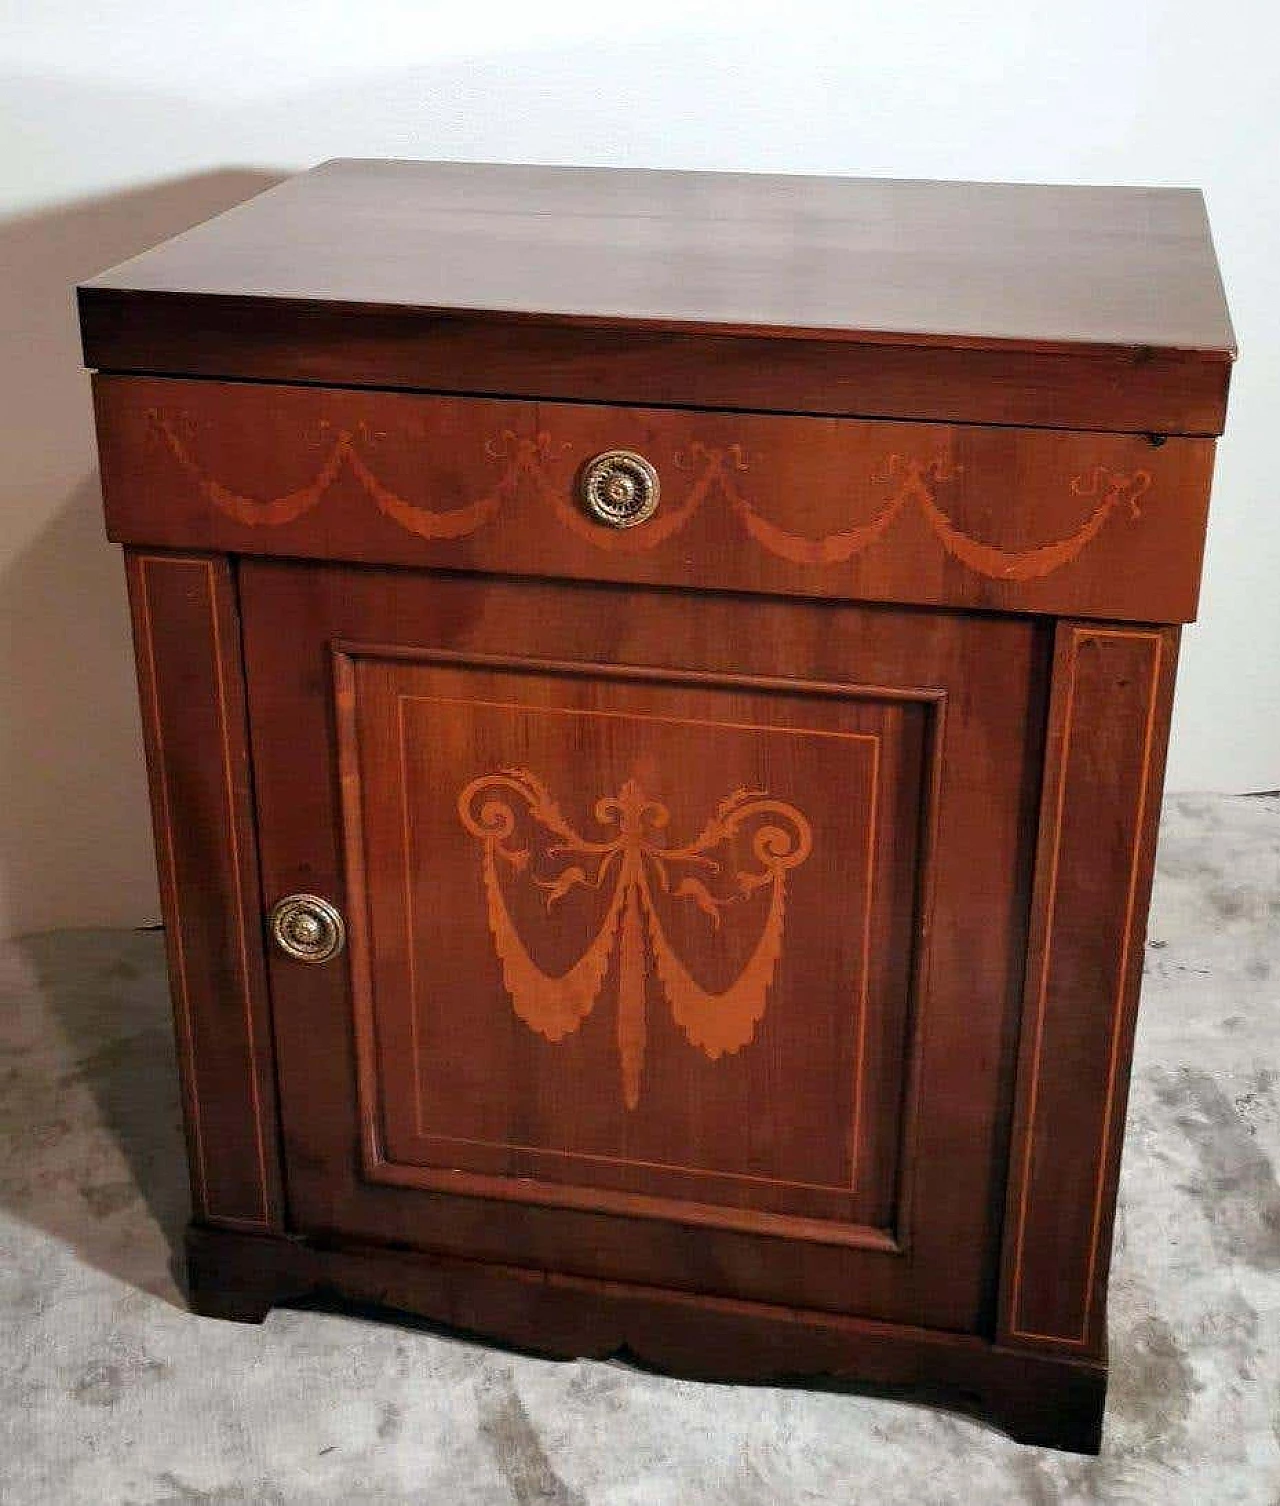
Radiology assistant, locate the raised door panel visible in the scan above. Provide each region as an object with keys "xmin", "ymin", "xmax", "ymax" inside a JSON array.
[
  {"xmin": 241, "ymin": 562, "xmax": 1048, "ymax": 1332},
  {"xmin": 340, "ymin": 650, "xmax": 930, "ymax": 1244}
]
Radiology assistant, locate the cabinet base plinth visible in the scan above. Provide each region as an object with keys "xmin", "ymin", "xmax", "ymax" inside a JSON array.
[{"xmin": 185, "ymin": 1222, "xmax": 1106, "ymax": 1454}]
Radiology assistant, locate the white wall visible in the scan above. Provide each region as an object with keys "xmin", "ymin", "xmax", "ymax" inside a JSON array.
[{"xmin": 2, "ymin": 0, "xmax": 1277, "ymax": 936}]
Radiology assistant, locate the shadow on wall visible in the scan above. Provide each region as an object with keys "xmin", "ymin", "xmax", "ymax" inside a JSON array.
[{"xmin": 0, "ymin": 170, "xmax": 283, "ymax": 939}]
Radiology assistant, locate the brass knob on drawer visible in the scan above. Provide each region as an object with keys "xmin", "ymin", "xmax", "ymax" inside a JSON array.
[
  {"xmin": 581, "ymin": 450, "xmax": 660, "ymax": 528},
  {"xmin": 269, "ymin": 894, "xmax": 346, "ymax": 964}
]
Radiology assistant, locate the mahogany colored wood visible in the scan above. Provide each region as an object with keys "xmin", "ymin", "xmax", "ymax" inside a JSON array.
[
  {"xmin": 78, "ymin": 161, "xmax": 1233, "ymax": 435},
  {"xmin": 187, "ymin": 1221, "xmax": 1108, "ymax": 1453},
  {"xmin": 999, "ymin": 622, "xmax": 1180, "ymax": 1352},
  {"xmin": 342, "ymin": 651, "xmax": 924, "ymax": 1241},
  {"xmin": 95, "ymin": 376, "xmax": 1216, "ymax": 623},
  {"xmin": 123, "ymin": 551, "xmax": 283, "ymax": 1230},
  {"xmin": 239, "ymin": 563, "xmax": 1046, "ymax": 1334},
  {"xmin": 79, "ymin": 292, "xmax": 1231, "ymax": 439},
  {"xmin": 81, "ymin": 160, "xmax": 1235, "ymax": 1456}
]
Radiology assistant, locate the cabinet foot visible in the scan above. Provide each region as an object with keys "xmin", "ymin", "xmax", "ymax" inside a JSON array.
[
  {"xmin": 985, "ymin": 1348, "xmax": 1107, "ymax": 1454},
  {"xmin": 181, "ymin": 1222, "xmax": 1108, "ymax": 1453},
  {"xmin": 185, "ymin": 1222, "xmax": 298, "ymax": 1325}
]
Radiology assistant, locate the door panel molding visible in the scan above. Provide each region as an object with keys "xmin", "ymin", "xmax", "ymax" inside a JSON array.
[{"xmin": 332, "ymin": 642, "xmax": 945, "ymax": 1250}]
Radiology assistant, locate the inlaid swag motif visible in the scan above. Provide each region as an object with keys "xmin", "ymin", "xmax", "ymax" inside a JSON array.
[
  {"xmin": 147, "ymin": 409, "xmax": 1153, "ymax": 584},
  {"xmin": 457, "ymin": 770, "xmax": 813, "ymax": 1109}
]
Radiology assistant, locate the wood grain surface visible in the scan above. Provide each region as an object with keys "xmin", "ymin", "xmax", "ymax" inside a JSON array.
[
  {"xmin": 95, "ymin": 376, "xmax": 1216, "ymax": 622},
  {"xmin": 82, "ymin": 160, "xmax": 1234, "ymax": 352},
  {"xmin": 999, "ymin": 622, "xmax": 1180, "ymax": 1353},
  {"xmin": 78, "ymin": 160, "xmax": 1233, "ymax": 433},
  {"xmin": 123, "ymin": 551, "xmax": 283, "ymax": 1231},
  {"xmin": 186, "ymin": 1221, "xmax": 1110, "ymax": 1453},
  {"xmin": 81, "ymin": 160, "xmax": 1236, "ymax": 1454},
  {"xmin": 239, "ymin": 561, "xmax": 1049, "ymax": 1335},
  {"xmin": 339, "ymin": 650, "xmax": 925, "ymax": 1244}
]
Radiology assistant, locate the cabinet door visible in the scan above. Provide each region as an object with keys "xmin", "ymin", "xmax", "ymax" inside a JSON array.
[{"xmin": 241, "ymin": 561, "xmax": 1048, "ymax": 1333}]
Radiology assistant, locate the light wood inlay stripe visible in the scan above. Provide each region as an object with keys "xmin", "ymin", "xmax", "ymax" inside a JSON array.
[
  {"xmin": 205, "ymin": 562, "xmax": 274, "ymax": 1221},
  {"xmin": 1007, "ymin": 626, "xmax": 1164, "ymax": 1347},
  {"xmin": 393, "ymin": 690, "xmax": 878, "ymax": 1190},
  {"xmin": 133, "ymin": 557, "xmax": 211, "ymax": 1218},
  {"xmin": 849, "ymin": 732, "xmax": 881, "ymax": 1194},
  {"xmin": 130, "ymin": 553, "xmax": 275, "ymax": 1229}
]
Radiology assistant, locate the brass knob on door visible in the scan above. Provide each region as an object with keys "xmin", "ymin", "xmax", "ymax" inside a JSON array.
[
  {"xmin": 269, "ymin": 894, "xmax": 346, "ymax": 964},
  {"xmin": 581, "ymin": 450, "xmax": 660, "ymax": 528}
]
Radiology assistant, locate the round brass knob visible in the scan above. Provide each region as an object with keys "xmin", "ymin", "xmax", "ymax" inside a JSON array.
[
  {"xmin": 269, "ymin": 894, "xmax": 346, "ymax": 964},
  {"xmin": 581, "ymin": 450, "xmax": 660, "ymax": 529}
]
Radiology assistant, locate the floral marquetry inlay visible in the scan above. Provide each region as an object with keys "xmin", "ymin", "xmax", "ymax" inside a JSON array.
[
  {"xmin": 146, "ymin": 407, "xmax": 1156, "ymax": 584},
  {"xmin": 457, "ymin": 770, "xmax": 814, "ymax": 1109}
]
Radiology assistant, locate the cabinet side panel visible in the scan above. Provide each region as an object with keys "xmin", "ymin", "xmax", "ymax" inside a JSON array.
[
  {"xmin": 999, "ymin": 621, "xmax": 1178, "ymax": 1353},
  {"xmin": 124, "ymin": 549, "xmax": 283, "ymax": 1230}
]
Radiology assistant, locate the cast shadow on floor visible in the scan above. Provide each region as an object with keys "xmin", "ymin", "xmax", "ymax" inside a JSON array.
[
  {"xmin": 0, "ymin": 166, "xmax": 282, "ymax": 1305},
  {"xmin": 5, "ymin": 927, "xmax": 192, "ymax": 1306}
]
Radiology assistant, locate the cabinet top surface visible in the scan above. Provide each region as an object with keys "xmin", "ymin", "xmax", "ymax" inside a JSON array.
[{"xmin": 80, "ymin": 158, "xmax": 1234, "ymax": 357}]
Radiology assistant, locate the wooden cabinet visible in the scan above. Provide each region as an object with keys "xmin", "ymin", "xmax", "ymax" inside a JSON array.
[{"xmin": 81, "ymin": 160, "xmax": 1233, "ymax": 1453}]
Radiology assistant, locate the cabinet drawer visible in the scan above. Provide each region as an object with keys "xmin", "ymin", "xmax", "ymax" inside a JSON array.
[{"xmin": 96, "ymin": 376, "xmax": 1214, "ymax": 622}]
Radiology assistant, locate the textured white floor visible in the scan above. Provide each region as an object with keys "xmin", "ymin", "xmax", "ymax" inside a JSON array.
[{"xmin": 1, "ymin": 794, "xmax": 1278, "ymax": 1504}]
